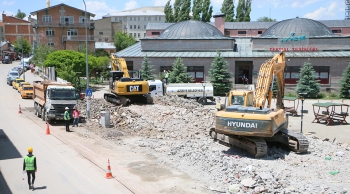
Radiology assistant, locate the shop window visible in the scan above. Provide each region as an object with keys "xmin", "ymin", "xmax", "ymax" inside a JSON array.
[
  {"xmin": 284, "ymin": 66, "xmax": 300, "ymax": 84},
  {"xmin": 313, "ymin": 66, "xmax": 330, "ymax": 84}
]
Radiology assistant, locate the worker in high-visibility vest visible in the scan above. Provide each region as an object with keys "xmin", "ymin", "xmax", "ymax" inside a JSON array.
[
  {"xmin": 64, "ymin": 107, "xmax": 71, "ymax": 132},
  {"xmin": 23, "ymin": 147, "xmax": 37, "ymax": 190}
]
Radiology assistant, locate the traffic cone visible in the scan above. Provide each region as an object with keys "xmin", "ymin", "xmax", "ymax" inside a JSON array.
[
  {"xmin": 45, "ymin": 122, "xmax": 51, "ymax": 135},
  {"xmin": 105, "ymin": 159, "xmax": 113, "ymax": 179},
  {"xmin": 18, "ymin": 104, "xmax": 22, "ymax": 114}
]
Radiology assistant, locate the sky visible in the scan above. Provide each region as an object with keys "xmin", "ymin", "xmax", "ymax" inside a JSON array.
[{"xmin": 0, "ymin": 0, "xmax": 346, "ymax": 21}]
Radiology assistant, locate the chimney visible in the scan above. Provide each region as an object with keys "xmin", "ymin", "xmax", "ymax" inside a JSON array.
[
  {"xmin": 213, "ymin": 13, "xmax": 225, "ymax": 35},
  {"xmin": 46, "ymin": 0, "xmax": 50, "ymax": 8}
]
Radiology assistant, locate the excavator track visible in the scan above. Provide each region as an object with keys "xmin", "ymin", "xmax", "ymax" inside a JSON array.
[
  {"xmin": 209, "ymin": 128, "xmax": 267, "ymax": 158},
  {"xmin": 277, "ymin": 128, "xmax": 309, "ymax": 153}
]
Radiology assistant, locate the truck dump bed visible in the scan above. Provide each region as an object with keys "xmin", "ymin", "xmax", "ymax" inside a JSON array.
[{"xmin": 33, "ymin": 81, "xmax": 73, "ymax": 106}]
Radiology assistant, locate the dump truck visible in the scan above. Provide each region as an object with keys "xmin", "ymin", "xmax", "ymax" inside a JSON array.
[
  {"xmin": 148, "ymin": 80, "xmax": 215, "ymax": 105},
  {"xmin": 33, "ymin": 80, "xmax": 78, "ymax": 123}
]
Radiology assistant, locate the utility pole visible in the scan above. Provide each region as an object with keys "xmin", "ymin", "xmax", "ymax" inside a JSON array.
[
  {"xmin": 83, "ymin": 0, "xmax": 90, "ymax": 120},
  {"xmin": 20, "ymin": 22, "xmax": 25, "ymax": 81}
]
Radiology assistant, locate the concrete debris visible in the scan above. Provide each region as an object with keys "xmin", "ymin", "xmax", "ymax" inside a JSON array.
[{"xmin": 76, "ymin": 95, "xmax": 350, "ymax": 193}]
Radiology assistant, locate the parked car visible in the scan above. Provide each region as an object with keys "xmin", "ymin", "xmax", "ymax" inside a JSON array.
[
  {"xmin": 21, "ymin": 57, "xmax": 32, "ymax": 70},
  {"xmin": 20, "ymin": 85, "xmax": 34, "ymax": 99},
  {"xmin": 2, "ymin": 56, "xmax": 12, "ymax": 64},
  {"xmin": 12, "ymin": 78, "xmax": 25, "ymax": 90},
  {"xmin": 18, "ymin": 82, "xmax": 31, "ymax": 93},
  {"xmin": 7, "ymin": 71, "xmax": 20, "ymax": 85}
]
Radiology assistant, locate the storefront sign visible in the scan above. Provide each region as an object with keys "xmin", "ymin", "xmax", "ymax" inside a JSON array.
[{"xmin": 269, "ymin": 47, "xmax": 318, "ymax": 52}]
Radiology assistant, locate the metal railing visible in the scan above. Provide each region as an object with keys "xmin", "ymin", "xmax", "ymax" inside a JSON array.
[
  {"xmin": 33, "ymin": 22, "xmax": 94, "ymax": 29},
  {"xmin": 62, "ymin": 35, "xmax": 95, "ymax": 41}
]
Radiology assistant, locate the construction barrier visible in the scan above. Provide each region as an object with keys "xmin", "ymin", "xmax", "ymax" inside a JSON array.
[
  {"xmin": 18, "ymin": 104, "xmax": 22, "ymax": 114},
  {"xmin": 105, "ymin": 159, "xmax": 113, "ymax": 179},
  {"xmin": 45, "ymin": 122, "xmax": 50, "ymax": 135}
]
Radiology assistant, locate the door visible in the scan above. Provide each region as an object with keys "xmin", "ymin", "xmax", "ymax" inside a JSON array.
[
  {"xmin": 235, "ymin": 61, "xmax": 253, "ymax": 84},
  {"xmin": 67, "ymin": 30, "xmax": 71, "ymax": 40}
]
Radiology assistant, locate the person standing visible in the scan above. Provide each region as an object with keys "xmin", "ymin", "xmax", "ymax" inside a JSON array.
[
  {"xmin": 23, "ymin": 147, "xmax": 37, "ymax": 190},
  {"xmin": 72, "ymin": 107, "xmax": 80, "ymax": 127},
  {"xmin": 64, "ymin": 107, "xmax": 71, "ymax": 132},
  {"xmin": 242, "ymin": 74, "xmax": 247, "ymax": 85},
  {"xmin": 165, "ymin": 70, "xmax": 169, "ymax": 85}
]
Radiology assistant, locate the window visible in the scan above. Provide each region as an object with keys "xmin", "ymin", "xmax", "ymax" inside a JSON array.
[
  {"xmin": 155, "ymin": 17, "xmax": 157, "ymax": 21},
  {"xmin": 144, "ymin": 25, "xmax": 146, "ymax": 29},
  {"xmin": 129, "ymin": 33, "xmax": 132, "ymax": 36},
  {"xmin": 130, "ymin": 25, "xmax": 132, "ymax": 29},
  {"xmin": 60, "ymin": 16, "xmax": 74, "ymax": 24},
  {"xmin": 238, "ymin": 31, "xmax": 246, "ymax": 34},
  {"xmin": 148, "ymin": 17, "xmax": 151, "ymax": 21},
  {"xmin": 144, "ymin": 33, "xmax": 146, "ymax": 37},
  {"xmin": 45, "ymin": 28, "xmax": 55, "ymax": 36},
  {"xmin": 98, "ymin": 38, "xmax": 102, "ymax": 41},
  {"xmin": 151, "ymin": 32, "xmax": 160, "ymax": 35},
  {"xmin": 225, "ymin": 31, "xmax": 230, "ymax": 35},
  {"xmin": 42, "ymin": 15, "xmax": 52, "ymax": 22},
  {"xmin": 47, "ymin": 42, "xmax": 55, "ymax": 46},
  {"xmin": 130, "ymin": 17, "xmax": 132, "ymax": 21},
  {"xmin": 159, "ymin": 17, "xmax": 161, "ymax": 21},
  {"xmin": 123, "ymin": 17, "xmax": 126, "ymax": 21},
  {"xmin": 134, "ymin": 25, "xmax": 136, "ymax": 29},
  {"xmin": 134, "ymin": 17, "xmax": 136, "ymax": 21},
  {"xmin": 144, "ymin": 17, "xmax": 146, "ymax": 21},
  {"xmin": 99, "ymin": 32, "xmax": 103, "ymax": 35},
  {"xmin": 114, "ymin": 17, "xmax": 118, "ymax": 21},
  {"xmin": 134, "ymin": 33, "xmax": 136, "ymax": 37},
  {"xmin": 105, "ymin": 38, "xmax": 109, "ymax": 41},
  {"xmin": 284, "ymin": 66, "xmax": 300, "ymax": 84},
  {"xmin": 79, "ymin": 16, "xmax": 86, "ymax": 23},
  {"xmin": 332, "ymin": 30, "xmax": 341, "ymax": 33},
  {"xmin": 258, "ymin": 31, "xmax": 262, "ymax": 34},
  {"xmin": 68, "ymin": 29, "xmax": 78, "ymax": 36},
  {"xmin": 124, "ymin": 25, "xmax": 126, "ymax": 29},
  {"xmin": 119, "ymin": 17, "xmax": 123, "ymax": 22},
  {"xmin": 138, "ymin": 33, "xmax": 140, "ymax": 37},
  {"xmin": 138, "ymin": 25, "xmax": 140, "ymax": 29},
  {"xmin": 313, "ymin": 66, "xmax": 330, "ymax": 84},
  {"xmin": 138, "ymin": 17, "xmax": 140, "ymax": 21}
]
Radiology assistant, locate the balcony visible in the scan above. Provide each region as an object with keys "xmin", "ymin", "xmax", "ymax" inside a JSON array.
[
  {"xmin": 33, "ymin": 22, "xmax": 95, "ymax": 29},
  {"xmin": 62, "ymin": 35, "xmax": 95, "ymax": 41}
]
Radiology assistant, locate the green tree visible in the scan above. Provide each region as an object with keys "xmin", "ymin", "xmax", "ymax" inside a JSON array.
[
  {"xmin": 178, "ymin": 0, "xmax": 191, "ymax": 21},
  {"xmin": 295, "ymin": 59, "xmax": 321, "ymax": 98},
  {"xmin": 236, "ymin": 0, "xmax": 245, "ymax": 22},
  {"xmin": 173, "ymin": 0, "xmax": 183, "ymax": 22},
  {"xmin": 257, "ymin": 16, "xmax": 276, "ymax": 22},
  {"xmin": 243, "ymin": 0, "xmax": 252, "ymax": 21},
  {"xmin": 192, "ymin": 0, "xmax": 202, "ymax": 21},
  {"xmin": 32, "ymin": 43, "xmax": 55, "ymax": 68},
  {"xmin": 339, "ymin": 63, "xmax": 350, "ymax": 98},
  {"xmin": 169, "ymin": 57, "xmax": 193, "ymax": 83},
  {"xmin": 220, "ymin": 0, "xmax": 235, "ymax": 22},
  {"xmin": 208, "ymin": 51, "xmax": 232, "ymax": 96},
  {"xmin": 13, "ymin": 37, "xmax": 31, "ymax": 55},
  {"xmin": 94, "ymin": 49, "xmax": 109, "ymax": 57},
  {"xmin": 77, "ymin": 43, "xmax": 94, "ymax": 55},
  {"xmin": 114, "ymin": 31, "xmax": 137, "ymax": 52},
  {"xmin": 201, "ymin": 0, "xmax": 213, "ymax": 22},
  {"xmin": 140, "ymin": 56, "xmax": 155, "ymax": 80},
  {"xmin": 164, "ymin": 0, "xmax": 175, "ymax": 22},
  {"xmin": 15, "ymin": 9, "xmax": 26, "ymax": 19}
]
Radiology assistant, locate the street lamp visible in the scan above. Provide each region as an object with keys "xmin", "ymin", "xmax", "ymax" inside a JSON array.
[
  {"xmin": 299, "ymin": 92, "xmax": 307, "ymax": 133},
  {"xmin": 83, "ymin": 0, "xmax": 90, "ymax": 120}
]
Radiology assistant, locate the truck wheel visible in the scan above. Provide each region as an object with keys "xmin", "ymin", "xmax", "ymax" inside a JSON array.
[
  {"xmin": 41, "ymin": 108, "xmax": 45, "ymax": 121},
  {"xmin": 198, "ymin": 97, "xmax": 207, "ymax": 105},
  {"xmin": 34, "ymin": 103, "xmax": 38, "ymax": 116}
]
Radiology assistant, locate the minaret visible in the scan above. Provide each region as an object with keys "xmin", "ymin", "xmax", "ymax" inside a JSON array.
[{"xmin": 46, "ymin": 0, "xmax": 50, "ymax": 8}]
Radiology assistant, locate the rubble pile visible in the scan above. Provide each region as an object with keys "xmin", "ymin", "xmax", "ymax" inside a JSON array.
[{"xmin": 76, "ymin": 96, "xmax": 350, "ymax": 193}]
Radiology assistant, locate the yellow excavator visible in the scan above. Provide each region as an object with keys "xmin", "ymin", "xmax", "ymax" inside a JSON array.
[
  {"xmin": 210, "ymin": 51, "xmax": 309, "ymax": 157},
  {"xmin": 103, "ymin": 54, "xmax": 152, "ymax": 106}
]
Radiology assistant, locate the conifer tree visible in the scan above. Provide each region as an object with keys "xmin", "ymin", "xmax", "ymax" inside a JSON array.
[
  {"xmin": 243, "ymin": 0, "xmax": 251, "ymax": 21},
  {"xmin": 169, "ymin": 57, "xmax": 193, "ymax": 83},
  {"xmin": 173, "ymin": 0, "xmax": 183, "ymax": 22},
  {"xmin": 164, "ymin": 0, "xmax": 175, "ymax": 22},
  {"xmin": 220, "ymin": 0, "xmax": 235, "ymax": 22},
  {"xmin": 178, "ymin": 0, "xmax": 191, "ymax": 21},
  {"xmin": 339, "ymin": 63, "xmax": 350, "ymax": 98},
  {"xmin": 192, "ymin": 0, "xmax": 202, "ymax": 21},
  {"xmin": 208, "ymin": 51, "xmax": 232, "ymax": 96},
  {"xmin": 201, "ymin": 0, "xmax": 213, "ymax": 22},
  {"xmin": 295, "ymin": 59, "xmax": 320, "ymax": 98},
  {"xmin": 235, "ymin": 0, "xmax": 245, "ymax": 22},
  {"xmin": 140, "ymin": 56, "xmax": 155, "ymax": 80}
]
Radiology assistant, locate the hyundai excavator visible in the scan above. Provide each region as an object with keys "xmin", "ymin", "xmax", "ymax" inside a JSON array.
[
  {"xmin": 103, "ymin": 54, "xmax": 153, "ymax": 106},
  {"xmin": 209, "ymin": 51, "xmax": 309, "ymax": 157}
]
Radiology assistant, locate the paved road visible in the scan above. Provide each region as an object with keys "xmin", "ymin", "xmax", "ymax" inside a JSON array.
[{"xmin": 0, "ymin": 62, "xmax": 134, "ymax": 193}]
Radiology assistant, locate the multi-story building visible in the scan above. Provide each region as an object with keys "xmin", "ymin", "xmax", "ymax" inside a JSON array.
[
  {"xmin": 30, "ymin": 3, "xmax": 95, "ymax": 51},
  {"xmin": 108, "ymin": 6, "xmax": 165, "ymax": 41}
]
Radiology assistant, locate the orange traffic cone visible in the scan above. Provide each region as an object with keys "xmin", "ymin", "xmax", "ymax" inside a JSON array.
[
  {"xmin": 105, "ymin": 159, "xmax": 113, "ymax": 179},
  {"xmin": 45, "ymin": 122, "xmax": 51, "ymax": 135},
  {"xmin": 18, "ymin": 104, "xmax": 22, "ymax": 114}
]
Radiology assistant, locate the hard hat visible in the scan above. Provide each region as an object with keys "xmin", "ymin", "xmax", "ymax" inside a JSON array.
[
  {"xmin": 28, "ymin": 147, "xmax": 33, "ymax": 153},
  {"xmin": 65, "ymin": 107, "xmax": 69, "ymax": 110}
]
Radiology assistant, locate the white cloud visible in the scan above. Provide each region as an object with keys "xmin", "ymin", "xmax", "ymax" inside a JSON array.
[
  {"xmin": 85, "ymin": 1, "xmax": 120, "ymax": 19},
  {"xmin": 303, "ymin": 2, "xmax": 338, "ymax": 19},
  {"xmin": 124, "ymin": 0, "xmax": 138, "ymax": 10},
  {"xmin": 2, "ymin": 0, "xmax": 15, "ymax": 6}
]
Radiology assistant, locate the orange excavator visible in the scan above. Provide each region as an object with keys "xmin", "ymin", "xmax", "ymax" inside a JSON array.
[{"xmin": 210, "ymin": 51, "xmax": 309, "ymax": 157}]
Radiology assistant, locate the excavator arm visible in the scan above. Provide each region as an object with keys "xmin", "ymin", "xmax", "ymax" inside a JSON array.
[
  {"xmin": 253, "ymin": 51, "xmax": 285, "ymax": 109},
  {"xmin": 111, "ymin": 54, "xmax": 130, "ymax": 78}
]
